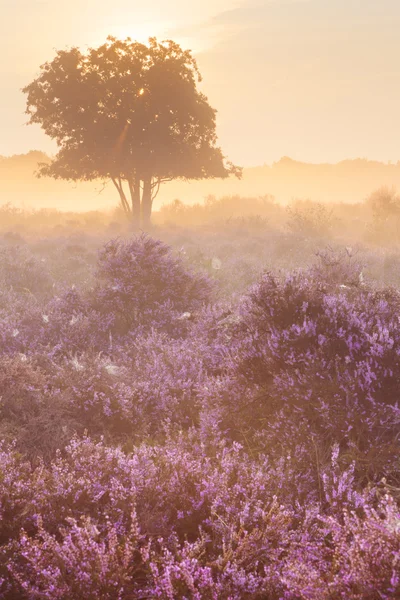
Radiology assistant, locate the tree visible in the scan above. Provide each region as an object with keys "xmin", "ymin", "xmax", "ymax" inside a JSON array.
[{"xmin": 23, "ymin": 37, "xmax": 241, "ymax": 228}]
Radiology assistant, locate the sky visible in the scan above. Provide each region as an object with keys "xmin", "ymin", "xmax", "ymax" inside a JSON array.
[{"xmin": 2, "ymin": 0, "xmax": 400, "ymax": 166}]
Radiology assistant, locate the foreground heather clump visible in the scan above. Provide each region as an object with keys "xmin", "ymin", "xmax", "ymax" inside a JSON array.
[
  {"xmin": 0, "ymin": 235, "xmax": 399, "ymax": 598},
  {"xmin": 0, "ymin": 436, "xmax": 399, "ymax": 599},
  {"xmin": 212, "ymin": 265, "xmax": 400, "ymax": 483}
]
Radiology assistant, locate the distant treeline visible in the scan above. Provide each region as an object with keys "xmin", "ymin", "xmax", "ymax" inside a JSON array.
[{"xmin": 3, "ymin": 152, "xmax": 400, "ymax": 210}]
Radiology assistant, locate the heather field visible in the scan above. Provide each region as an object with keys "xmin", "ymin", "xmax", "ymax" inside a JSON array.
[
  {"xmin": 3, "ymin": 0, "xmax": 400, "ymax": 596},
  {"xmin": 0, "ymin": 196, "xmax": 399, "ymax": 598}
]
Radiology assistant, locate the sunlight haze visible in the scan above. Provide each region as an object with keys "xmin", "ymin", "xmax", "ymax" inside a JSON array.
[
  {"xmin": 2, "ymin": 0, "xmax": 400, "ymax": 166},
  {"xmin": 2, "ymin": 4, "xmax": 400, "ymax": 593}
]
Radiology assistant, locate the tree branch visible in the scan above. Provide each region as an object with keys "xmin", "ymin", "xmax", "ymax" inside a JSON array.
[
  {"xmin": 151, "ymin": 176, "xmax": 173, "ymax": 187},
  {"xmin": 151, "ymin": 177, "xmax": 161, "ymax": 201},
  {"xmin": 95, "ymin": 180, "xmax": 108, "ymax": 195},
  {"xmin": 111, "ymin": 176, "xmax": 130, "ymax": 214}
]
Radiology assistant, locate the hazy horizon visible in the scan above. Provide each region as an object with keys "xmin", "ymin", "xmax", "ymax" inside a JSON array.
[
  {"xmin": 3, "ymin": 0, "xmax": 400, "ymax": 167},
  {"xmin": 4, "ymin": 150, "xmax": 400, "ymax": 212}
]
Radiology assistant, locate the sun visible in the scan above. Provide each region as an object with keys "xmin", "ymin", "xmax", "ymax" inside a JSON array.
[{"xmin": 95, "ymin": 21, "xmax": 171, "ymax": 45}]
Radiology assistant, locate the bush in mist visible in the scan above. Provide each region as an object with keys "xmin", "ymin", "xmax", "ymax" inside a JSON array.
[
  {"xmin": 286, "ymin": 200, "xmax": 336, "ymax": 238},
  {"xmin": 0, "ymin": 245, "xmax": 53, "ymax": 299},
  {"xmin": 92, "ymin": 235, "xmax": 213, "ymax": 336},
  {"xmin": 367, "ymin": 186, "xmax": 400, "ymax": 218},
  {"xmin": 366, "ymin": 186, "xmax": 400, "ymax": 244},
  {"xmin": 311, "ymin": 246, "xmax": 364, "ymax": 287},
  {"xmin": 157, "ymin": 194, "xmax": 282, "ymax": 228}
]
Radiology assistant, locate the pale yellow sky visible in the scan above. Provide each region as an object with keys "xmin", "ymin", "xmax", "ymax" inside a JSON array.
[{"xmin": 2, "ymin": 0, "xmax": 400, "ymax": 166}]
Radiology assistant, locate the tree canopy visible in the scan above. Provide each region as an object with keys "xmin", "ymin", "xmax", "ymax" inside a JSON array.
[{"xmin": 23, "ymin": 36, "xmax": 241, "ymax": 227}]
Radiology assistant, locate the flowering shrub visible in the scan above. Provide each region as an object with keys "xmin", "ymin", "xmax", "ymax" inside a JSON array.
[
  {"xmin": 217, "ymin": 268, "xmax": 400, "ymax": 481},
  {"xmin": 0, "ymin": 233, "xmax": 399, "ymax": 598},
  {"xmin": 311, "ymin": 246, "xmax": 364, "ymax": 288},
  {"xmin": 0, "ymin": 286, "xmax": 113, "ymax": 360},
  {"xmin": 0, "ymin": 437, "xmax": 399, "ymax": 599},
  {"xmin": 9, "ymin": 513, "xmax": 146, "ymax": 600},
  {"xmin": 92, "ymin": 235, "xmax": 213, "ymax": 336},
  {"xmin": 0, "ymin": 287, "xmax": 43, "ymax": 355},
  {"xmin": 0, "ymin": 244, "xmax": 53, "ymax": 299},
  {"xmin": 35, "ymin": 288, "xmax": 113, "ymax": 357}
]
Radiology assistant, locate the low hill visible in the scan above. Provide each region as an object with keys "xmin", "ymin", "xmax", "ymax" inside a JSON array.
[
  {"xmin": 0, "ymin": 151, "xmax": 115, "ymax": 212},
  {"xmin": 2, "ymin": 151, "xmax": 400, "ymax": 211}
]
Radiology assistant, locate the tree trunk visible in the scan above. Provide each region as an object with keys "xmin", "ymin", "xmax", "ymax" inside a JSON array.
[
  {"xmin": 111, "ymin": 177, "xmax": 130, "ymax": 216},
  {"xmin": 128, "ymin": 177, "xmax": 140, "ymax": 228},
  {"xmin": 141, "ymin": 177, "xmax": 153, "ymax": 229}
]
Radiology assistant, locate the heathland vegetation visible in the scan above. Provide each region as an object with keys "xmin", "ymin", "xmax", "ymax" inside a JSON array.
[
  {"xmin": 0, "ymin": 191, "xmax": 399, "ymax": 597},
  {"xmin": 0, "ymin": 33, "xmax": 400, "ymax": 600}
]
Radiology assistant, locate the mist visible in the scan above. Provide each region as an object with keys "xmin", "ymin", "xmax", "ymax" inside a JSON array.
[{"xmin": 1, "ymin": 2, "xmax": 400, "ymax": 598}]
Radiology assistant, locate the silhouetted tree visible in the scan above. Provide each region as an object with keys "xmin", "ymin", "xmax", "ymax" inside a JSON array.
[{"xmin": 23, "ymin": 37, "xmax": 241, "ymax": 228}]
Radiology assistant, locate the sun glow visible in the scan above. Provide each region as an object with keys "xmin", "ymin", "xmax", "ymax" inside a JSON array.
[{"xmin": 94, "ymin": 20, "xmax": 173, "ymax": 46}]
